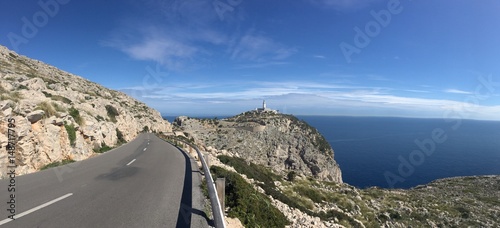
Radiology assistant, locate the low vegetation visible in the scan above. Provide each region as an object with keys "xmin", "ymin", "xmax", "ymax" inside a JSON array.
[
  {"xmin": 105, "ymin": 104, "xmax": 119, "ymax": 123},
  {"xmin": 216, "ymin": 153, "xmax": 500, "ymax": 227},
  {"xmin": 40, "ymin": 158, "xmax": 75, "ymax": 170},
  {"xmin": 64, "ymin": 124, "xmax": 76, "ymax": 146},
  {"xmin": 35, "ymin": 101, "xmax": 57, "ymax": 118},
  {"xmin": 94, "ymin": 142, "xmax": 113, "ymax": 153},
  {"xmin": 0, "ymin": 91, "xmax": 22, "ymax": 102},
  {"xmin": 68, "ymin": 107, "xmax": 83, "ymax": 125},
  {"xmin": 210, "ymin": 166, "xmax": 289, "ymax": 227}
]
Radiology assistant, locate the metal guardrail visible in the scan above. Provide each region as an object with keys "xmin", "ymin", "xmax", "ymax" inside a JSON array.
[{"xmin": 164, "ymin": 136, "xmax": 226, "ymax": 228}]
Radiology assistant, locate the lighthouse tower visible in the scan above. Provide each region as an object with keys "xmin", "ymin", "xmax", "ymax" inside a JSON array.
[{"xmin": 255, "ymin": 100, "xmax": 277, "ymax": 113}]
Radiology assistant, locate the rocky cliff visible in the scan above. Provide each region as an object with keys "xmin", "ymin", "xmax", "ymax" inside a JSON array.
[
  {"xmin": 174, "ymin": 111, "xmax": 343, "ymax": 183},
  {"xmin": 0, "ymin": 45, "xmax": 171, "ymax": 178}
]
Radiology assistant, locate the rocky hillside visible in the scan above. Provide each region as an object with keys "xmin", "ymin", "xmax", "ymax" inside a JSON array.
[
  {"xmin": 0, "ymin": 45, "xmax": 171, "ymax": 178},
  {"xmin": 197, "ymin": 151, "xmax": 500, "ymax": 227},
  {"xmin": 173, "ymin": 111, "xmax": 342, "ymax": 183},
  {"xmin": 170, "ymin": 112, "xmax": 499, "ymax": 227}
]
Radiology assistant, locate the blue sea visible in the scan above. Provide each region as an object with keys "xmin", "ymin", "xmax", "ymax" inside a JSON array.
[
  {"xmin": 298, "ymin": 116, "xmax": 500, "ymax": 189},
  {"xmin": 164, "ymin": 115, "xmax": 500, "ymax": 189}
]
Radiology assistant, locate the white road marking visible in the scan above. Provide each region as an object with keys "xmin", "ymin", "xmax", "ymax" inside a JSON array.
[
  {"xmin": 126, "ymin": 159, "xmax": 136, "ymax": 166},
  {"xmin": 143, "ymin": 148, "xmax": 147, "ymax": 151},
  {"xmin": 0, "ymin": 193, "xmax": 73, "ymax": 225}
]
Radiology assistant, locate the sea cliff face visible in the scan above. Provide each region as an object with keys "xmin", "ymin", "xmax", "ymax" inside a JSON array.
[
  {"xmin": 174, "ymin": 111, "xmax": 343, "ymax": 183},
  {"xmin": 0, "ymin": 45, "xmax": 171, "ymax": 178}
]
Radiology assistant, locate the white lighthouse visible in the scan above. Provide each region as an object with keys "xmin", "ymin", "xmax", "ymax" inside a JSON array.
[{"xmin": 255, "ymin": 100, "xmax": 277, "ymax": 113}]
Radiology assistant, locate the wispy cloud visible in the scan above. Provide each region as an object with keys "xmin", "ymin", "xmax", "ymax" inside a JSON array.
[
  {"xmin": 306, "ymin": 0, "xmax": 384, "ymax": 11},
  {"xmin": 102, "ymin": 3, "xmax": 295, "ymax": 71},
  {"xmin": 120, "ymin": 80, "xmax": 500, "ymax": 120},
  {"xmin": 101, "ymin": 25, "xmax": 226, "ymax": 70},
  {"xmin": 405, "ymin": 89, "xmax": 430, "ymax": 93},
  {"xmin": 229, "ymin": 29, "xmax": 297, "ymax": 62},
  {"xmin": 444, "ymin": 89, "xmax": 473, "ymax": 95}
]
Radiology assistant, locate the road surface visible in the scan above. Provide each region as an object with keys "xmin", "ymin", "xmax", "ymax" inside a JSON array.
[{"xmin": 0, "ymin": 133, "xmax": 210, "ymax": 227}]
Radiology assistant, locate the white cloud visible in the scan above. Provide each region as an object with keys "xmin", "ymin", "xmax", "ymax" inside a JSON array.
[
  {"xmin": 444, "ymin": 89, "xmax": 473, "ymax": 95},
  {"xmin": 125, "ymin": 80, "xmax": 500, "ymax": 120},
  {"xmin": 102, "ymin": 25, "xmax": 228, "ymax": 71},
  {"xmin": 229, "ymin": 29, "xmax": 297, "ymax": 62}
]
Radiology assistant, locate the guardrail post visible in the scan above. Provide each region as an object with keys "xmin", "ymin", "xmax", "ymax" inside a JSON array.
[
  {"xmin": 204, "ymin": 153, "xmax": 210, "ymax": 168},
  {"xmin": 216, "ymin": 178, "xmax": 225, "ymax": 213}
]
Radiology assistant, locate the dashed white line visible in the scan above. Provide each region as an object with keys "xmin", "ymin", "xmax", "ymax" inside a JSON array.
[
  {"xmin": 143, "ymin": 148, "xmax": 147, "ymax": 151},
  {"xmin": 126, "ymin": 159, "xmax": 136, "ymax": 166},
  {"xmin": 0, "ymin": 193, "xmax": 73, "ymax": 225}
]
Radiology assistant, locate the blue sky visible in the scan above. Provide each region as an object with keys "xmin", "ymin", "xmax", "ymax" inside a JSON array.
[{"xmin": 1, "ymin": 0, "xmax": 500, "ymax": 119}]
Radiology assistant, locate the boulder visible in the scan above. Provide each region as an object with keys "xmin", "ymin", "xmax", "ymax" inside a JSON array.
[
  {"xmin": 0, "ymin": 100, "xmax": 14, "ymax": 111},
  {"xmin": 26, "ymin": 110, "xmax": 45, "ymax": 123},
  {"xmin": 20, "ymin": 78, "xmax": 47, "ymax": 91},
  {"xmin": 45, "ymin": 116, "xmax": 64, "ymax": 126}
]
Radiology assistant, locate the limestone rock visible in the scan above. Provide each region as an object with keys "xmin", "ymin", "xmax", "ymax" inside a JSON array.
[
  {"xmin": 20, "ymin": 78, "xmax": 47, "ymax": 91},
  {"xmin": 174, "ymin": 112, "xmax": 343, "ymax": 183},
  {"xmin": 0, "ymin": 45, "xmax": 172, "ymax": 178},
  {"xmin": 26, "ymin": 110, "xmax": 45, "ymax": 123}
]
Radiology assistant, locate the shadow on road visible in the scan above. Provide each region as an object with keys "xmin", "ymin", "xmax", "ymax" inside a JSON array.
[{"xmin": 174, "ymin": 146, "xmax": 214, "ymax": 228}]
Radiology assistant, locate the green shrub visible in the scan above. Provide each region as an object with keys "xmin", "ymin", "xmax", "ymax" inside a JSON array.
[
  {"xmin": 42, "ymin": 91, "xmax": 52, "ymax": 97},
  {"xmin": 64, "ymin": 124, "xmax": 76, "ymax": 146},
  {"xmin": 40, "ymin": 158, "xmax": 75, "ymax": 170},
  {"xmin": 17, "ymin": 84, "xmax": 28, "ymax": 90},
  {"xmin": 94, "ymin": 142, "xmax": 112, "ymax": 153},
  {"xmin": 105, "ymin": 105, "xmax": 119, "ymax": 122},
  {"xmin": 210, "ymin": 166, "xmax": 289, "ymax": 227},
  {"xmin": 317, "ymin": 210, "xmax": 359, "ymax": 226},
  {"xmin": 287, "ymin": 171, "xmax": 297, "ymax": 182},
  {"xmin": 293, "ymin": 185, "xmax": 326, "ymax": 203},
  {"xmin": 217, "ymin": 155, "xmax": 281, "ymax": 186},
  {"xmin": 68, "ymin": 107, "xmax": 83, "ymax": 125}
]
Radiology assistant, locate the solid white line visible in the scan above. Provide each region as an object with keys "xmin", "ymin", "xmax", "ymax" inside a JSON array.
[
  {"xmin": 0, "ymin": 193, "xmax": 73, "ymax": 225},
  {"xmin": 126, "ymin": 159, "xmax": 136, "ymax": 166}
]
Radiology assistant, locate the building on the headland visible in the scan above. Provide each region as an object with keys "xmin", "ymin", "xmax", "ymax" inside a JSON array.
[{"xmin": 255, "ymin": 100, "xmax": 278, "ymax": 113}]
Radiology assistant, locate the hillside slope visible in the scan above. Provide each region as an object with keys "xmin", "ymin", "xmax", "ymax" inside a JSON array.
[
  {"xmin": 174, "ymin": 111, "xmax": 343, "ymax": 183},
  {"xmin": 0, "ymin": 45, "xmax": 171, "ymax": 178}
]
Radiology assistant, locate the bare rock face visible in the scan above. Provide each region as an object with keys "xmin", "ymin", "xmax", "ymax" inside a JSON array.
[
  {"xmin": 175, "ymin": 112, "xmax": 343, "ymax": 183},
  {"xmin": 0, "ymin": 45, "xmax": 172, "ymax": 178},
  {"xmin": 26, "ymin": 110, "xmax": 45, "ymax": 123}
]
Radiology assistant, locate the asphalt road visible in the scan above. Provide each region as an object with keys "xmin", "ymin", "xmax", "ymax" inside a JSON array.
[{"xmin": 0, "ymin": 133, "xmax": 210, "ymax": 227}]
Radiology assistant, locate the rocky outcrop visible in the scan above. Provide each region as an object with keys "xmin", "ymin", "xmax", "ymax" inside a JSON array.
[
  {"xmin": 174, "ymin": 111, "xmax": 343, "ymax": 183},
  {"xmin": 0, "ymin": 45, "xmax": 172, "ymax": 178}
]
